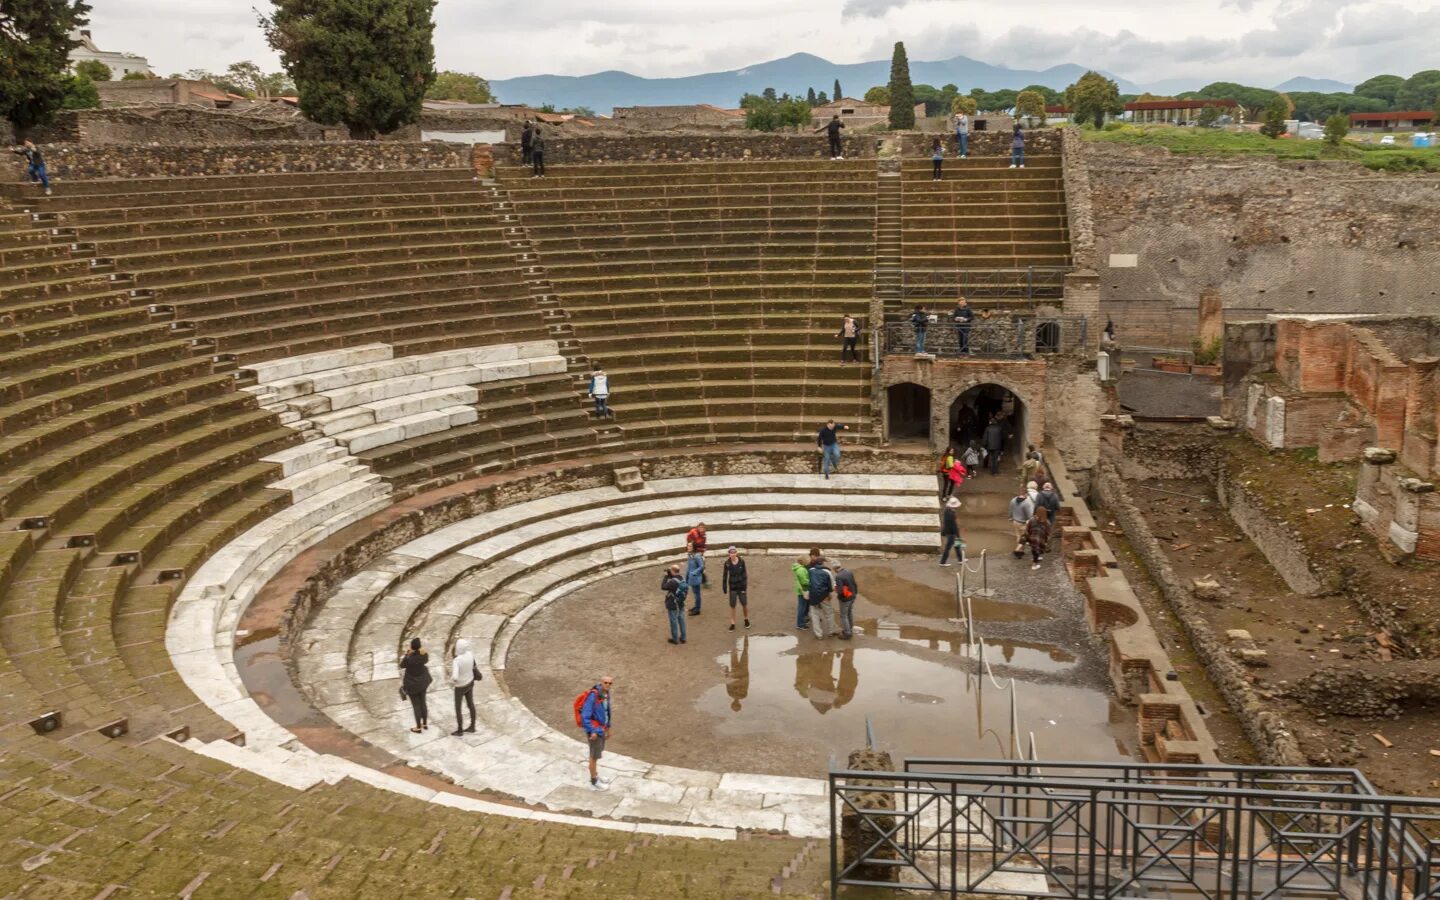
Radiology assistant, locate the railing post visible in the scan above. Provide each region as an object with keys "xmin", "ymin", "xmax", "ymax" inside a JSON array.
[
  {"xmin": 830, "ymin": 772, "xmax": 839, "ymax": 899},
  {"xmin": 1027, "ymin": 266, "xmax": 1034, "ymax": 301}
]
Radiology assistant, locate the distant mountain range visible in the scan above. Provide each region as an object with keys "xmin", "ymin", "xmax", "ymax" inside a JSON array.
[{"xmin": 490, "ymin": 52, "xmax": 1355, "ymax": 113}]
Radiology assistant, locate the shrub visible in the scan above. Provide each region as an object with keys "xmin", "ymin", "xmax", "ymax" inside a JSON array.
[{"xmin": 1191, "ymin": 336, "xmax": 1223, "ymax": 366}]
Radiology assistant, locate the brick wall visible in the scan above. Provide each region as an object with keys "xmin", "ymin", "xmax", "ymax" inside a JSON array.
[
  {"xmin": 10, "ymin": 141, "xmax": 470, "ymax": 180},
  {"xmin": 498, "ymin": 133, "xmax": 879, "ymax": 163}
]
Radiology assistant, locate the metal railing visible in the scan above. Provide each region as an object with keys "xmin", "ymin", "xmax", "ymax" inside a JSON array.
[
  {"xmin": 897, "ymin": 267, "xmax": 1071, "ymax": 302},
  {"xmin": 829, "ymin": 759, "xmax": 1440, "ymax": 898},
  {"xmin": 881, "ymin": 316, "xmax": 1088, "ymax": 358}
]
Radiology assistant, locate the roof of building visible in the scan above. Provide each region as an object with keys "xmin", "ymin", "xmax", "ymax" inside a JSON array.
[
  {"xmin": 1349, "ymin": 110, "xmax": 1435, "ymax": 122},
  {"xmin": 1123, "ymin": 99, "xmax": 1238, "ymax": 111},
  {"xmin": 1045, "ymin": 105, "xmax": 1071, "ymax": 114}
]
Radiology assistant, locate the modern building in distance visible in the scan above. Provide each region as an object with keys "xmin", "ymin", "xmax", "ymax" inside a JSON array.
[
  {"xmin": 1348, "ymin": 111, "xmax": 1436, "ymax": 132},
  {"xmin": 68, "ymin": 29, "xmax": 151, "ymax": 78},
  {"xmin": 1123, "ymin": 99, "xmax": 1238, "ymax": 125}
]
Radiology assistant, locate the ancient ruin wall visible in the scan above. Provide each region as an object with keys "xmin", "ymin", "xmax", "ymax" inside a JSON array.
[
  {"xmin": 498, "ymin": 133, "xmax": 879, "ymax": 163},
  {"xmin": 7, "ymin": 141, "xmax": 470, "ymax": 180},
  {"xmin": 1087, "ymin": 143, "xmax": 1440, "ymax": 349}
]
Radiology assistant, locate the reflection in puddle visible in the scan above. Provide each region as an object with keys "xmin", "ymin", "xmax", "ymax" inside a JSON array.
[
  {"xmin": 853, "ymin": 568, "xmax": 1053, "ymax": 622},
  {"xmin": 705, "ymin": 636, "xmax": 1125, "ymax": 762},
  {"xmin": 854, "ymin": 619, "xmax": 1076, "ymax": 672}
]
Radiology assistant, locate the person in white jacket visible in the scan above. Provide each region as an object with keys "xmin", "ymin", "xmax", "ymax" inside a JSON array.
[{"xmin": 451, "ymin": 638, "xmax": 478, "ymax": 736}]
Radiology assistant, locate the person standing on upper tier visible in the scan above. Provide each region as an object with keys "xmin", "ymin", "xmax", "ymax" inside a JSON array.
[
  {"xmin": 530, "ymin": 126, "xmax": 546, "ymax": 178},
  {"xmin": 587, "ymin": 364, "xmax": 611, "ymax": 418},
  {"xmin": 954, "ymin": 108, "xmax": 970, "ymax": 158},
  {"xmin": 1010, "ymin": 124, "xmax": 1025, "ymax": 169},
  {"xmin": 520, "ymin": 120, "xmax": 534, "ymax": 166},
  {"xmin": 816, "ymin": 114, "xmax": 846, "ymax": 159}
]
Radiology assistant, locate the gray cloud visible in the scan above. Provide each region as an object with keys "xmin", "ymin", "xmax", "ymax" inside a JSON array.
[{"xmin": 842, "ymin": 0, "xmax": 912, "ymax": 18}]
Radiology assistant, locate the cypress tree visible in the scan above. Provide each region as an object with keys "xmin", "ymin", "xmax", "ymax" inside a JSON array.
[
  {"xmin": 261, "ymin": 0, "xmax": 437, "ymax": 139},
  {"xmin": 806, "ymin": 86, "xmax": 816, "ymax": 105},
  {"xmin": 834, "ymin": 78, "xmax": 843, "ymax": 101},
  {"xmin": 0, "ymin": 0, "xmax": 92, "ymax": 129},
  {"xmin": 887, "ymin": 42, "xmax": 915, "ymax": 130}
]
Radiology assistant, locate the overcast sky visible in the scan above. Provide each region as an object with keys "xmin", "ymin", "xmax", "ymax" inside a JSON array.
[{"xmin": 90, "ymin": 0, "xmax": 1439, "ymax": 88}]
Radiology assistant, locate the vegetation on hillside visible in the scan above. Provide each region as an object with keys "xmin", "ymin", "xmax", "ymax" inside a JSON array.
[
  {"xmin": 1085, "ymin": 124, "xmax": 1440, "ymax": 172},
  {"xmin": 887, "ymin": 41, "xmax": 915, "ymax": 130},
  {"xmin": 1, "ymin": 0, "xmax": 92, "ymax": 128}
]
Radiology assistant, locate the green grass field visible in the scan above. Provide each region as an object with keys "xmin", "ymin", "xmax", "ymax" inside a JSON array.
[{"xmin": 1083, "ymin": 124, "xmax": 1440, "ymax": 172}]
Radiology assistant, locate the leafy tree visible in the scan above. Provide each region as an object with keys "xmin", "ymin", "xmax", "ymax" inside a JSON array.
[
  {"xmin": 74, "ymin": 59, "xmax": 110, "ymax": 81},
  {"xmin": 1259, "ymin": 95, "xmax": 1288, "ymax": 138},
  {"xmin": 762, "ymin": 86, "xmax": 777, "ymax": 102},
  {"xmin": 1355, "ymin": 74, "xmax": 1404, "ymax": 106},
  {"xmin": 569, "ymin": 105, "xmax": 594, "ymax": 117},
  {"xmin": 261, "ymin": 0, "xmax": 437, "ymax": 139},
  {"xmin": 887, "ymin": 41, "xmax": 914, "ymax": 129},
  {"xmin": 863, "ymin": 85, "xmax": 889, "ymax": 105},
  {"xmin": 1014, "ymin": 89, "xmax": 1046, "ymax": 124},
  {"xmin": 121, "ymin": 70, "xmax": 148, "ymax": 81},
  {"xmin": 1396, "ymin": 70, "xmax": 1440, "ymax": 112},
  {"xmin": 1323, "ymin": 113, "xmax": 1349, "ymax": 145},
  {"xmin": 426, "ymin": 70, "xmax": 492, "ymax": 103},
  {"xmin": 1019, "ymin": 83, "xmax": 1060, "ymax": 105},
  {"xmin": 951, "ymin": 95, "xmax": 977, "ymax": 116},
  {"xmin": 969, "ymin": 87, "xmax": 1018, "ymax": 112},
  {"xmin": 1196, "ymin": 105, "xmax": 1220, "ymax": 127},
  {"xmin": 1065, "ymin": 71, "xmax": 1122, "ymax": 128},
  {"xmin": 60, "ymin": 74, "xmax": 98, "ymax": 109},
  {"xmin": 816, "ymin": 90, "xmax": 828, "ymax": 105},
  {"xmin": 739, "ymin": 92, "xmax": 810, "ymax": 132},
  {"xmin": 833, "ymin": 78, "xmax": 842, "ymax": 101},
  {"xmin": 806, "ymin": 86, "xmax": 816, "ymax": 105},
  {"xmin": 0, "ymin": 0, "xmax": 92, "ymax": 128}
]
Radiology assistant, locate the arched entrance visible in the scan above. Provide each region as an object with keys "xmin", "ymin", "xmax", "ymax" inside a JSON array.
[
  {"xmin": 887, "ymin": 383, "xmax": 931, "ymax": 442},
  {"xmin": 947, "ymin": 384, "xmax": 1027, "ymax": 470}
]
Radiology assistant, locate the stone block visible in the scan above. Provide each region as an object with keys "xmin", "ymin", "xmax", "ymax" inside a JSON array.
[
  {"xmin": 1224, "ymin": 629, "xmax": 1254, "ymax": 643},
  {"xmin": 1364, "ymin": 447, "xmax": 1398, "ymax": 464}
]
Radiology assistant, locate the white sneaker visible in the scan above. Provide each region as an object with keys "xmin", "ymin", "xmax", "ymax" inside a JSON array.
[
  {"xmin": 1031, "ymin": 563, "xmax": 1041, "ymax": 570},
  {"xmin": 44, "ymin": 188, "xmax": 52, "ymax": 196},
  {"xmin": 589, "ymin": 780, "xmax": 609, "ymax": 791},
  {"xmin": 1019, "ymin": 164, "xmax": 1025, "ymax": 169},
  {"xmin": 1009, "ymin": 164, "xmax": 1017, "ymax": 169}
]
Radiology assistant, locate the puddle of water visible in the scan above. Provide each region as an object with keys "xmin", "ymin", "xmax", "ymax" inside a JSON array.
[
  {"xmin": 854, "ymin": 619, "xmax": 1076, "ymax": 672},
  {"xmin": 854, "ymin": 567, "xmax": 1053, "ymax": 622},
  {"xmin": 704, "ymin": 636, "xmax": 1124, "ymax": 762}
]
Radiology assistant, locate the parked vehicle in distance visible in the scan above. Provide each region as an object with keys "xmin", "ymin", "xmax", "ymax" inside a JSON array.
[{"xmin": 1379, "ymin": 135, "xmax": 1396, "ymax": 145}]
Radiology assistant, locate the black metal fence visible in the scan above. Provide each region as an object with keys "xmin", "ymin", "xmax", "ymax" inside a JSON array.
[
  {"xmin": 897, "ymin": 267, "xmax": 1071, "ymax": 302},
  {"xmin": 829, "ymin": 759, "xmax": 1440, "ymax": 898},
  {"xmin": 881, "ymin": 317, "xmax": 1088, "ymax": 358}
]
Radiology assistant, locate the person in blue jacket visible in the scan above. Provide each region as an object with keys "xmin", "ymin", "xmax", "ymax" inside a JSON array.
[
  {"xmin": 581, "ymin": 676, "xmax": 613, "ymax": 790},
  {"xmin": 686, "ymin": 551, "xmax": 705, "ymax": 616}
]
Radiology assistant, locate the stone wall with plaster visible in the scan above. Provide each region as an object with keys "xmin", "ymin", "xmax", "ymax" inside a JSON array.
[{"xmin": 5, "ymin": 140, "xmax": 470, "ymax": 181}]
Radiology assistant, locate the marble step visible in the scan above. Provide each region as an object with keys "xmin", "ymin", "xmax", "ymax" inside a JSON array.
[
  {"xmin": 269, "ymin": 458, "xmax": 376, "ymax": 501},
  {"xmin": 336, "ymin": 405, "xmax": 481, "ymax": 454},
  {"xmin": 292, "ymin": 355, "xmax": 568, "ymax": 415},
  {"xmin": 242, "ymin": 342, "xmax": 393, "ymax": 386},
  {"xmin": 261, "ymin": 341, "xmax": 561, "ymax": 402},
  {"xmin": 308, "ymin": 386, "xmax": 480, "ymax": 436}
]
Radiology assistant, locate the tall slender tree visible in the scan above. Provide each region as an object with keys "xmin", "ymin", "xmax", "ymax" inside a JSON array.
[
  {"xmin": 1, "ymin": 0, "xmax": 92, "ymax": 128},
  {"xmin": 806, "ymin": 86, "xmax": 816, "ymax": 105},
  {"xmin": 834, "ymin": 78, "xmax": 843, "ymax": 101},
  {"xmin": 261, "ymin": 0, "xmax": 437, "ymax": 139},
  {"xmin": 887, "ymin": 42, "xmax": 915, "ymax": 130}
]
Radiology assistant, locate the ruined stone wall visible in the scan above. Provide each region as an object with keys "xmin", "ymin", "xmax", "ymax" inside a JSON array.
[
  {"xmin": 1060, "ymin": 129, "xmax": 1098, "ymax": 272},
  {"xmin": 24, "ymin": 107, "xmax": 337, "ymax": 145},
  {"xmin": 1087, "ymin": 142, "xmax": 1440, "ymax": 349},
  {"xmin": 896, "ymin": 128, "xmax": 1060, "ymax": 158},
  {"xmin": 498, "ymin": 133, "xmax": 879, "ymax": 164},
  {"xmin": 9, "ymin": 141, "xmax": 469, "ymax": 180}
]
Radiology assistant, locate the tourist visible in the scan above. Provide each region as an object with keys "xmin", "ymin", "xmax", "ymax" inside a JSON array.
[
  {"xmin": 662, "ymin": 563, "xmax": 687, "ymax": 644},
  {"xmin": 1037, "ymin": 480, "xmax": 1062, "ymax": 536},
  {"xmin": 962, "ymin": 442, "xmax": 983, "ymax": 479},
  {"xmin": 982, "ymin": 415, "xmax": 1005, "ymax": 475},
  {"xmin": 807, "ymin": 557, "xmax": 837, "ymax": 639},
  {"xmin": 1104, "ymin": 317, "xmax": 1116, "ymax": 342},
  {"xmin": 817, "ymin": 114, "xmax": 846, "ymax": 159},
  {"xmin": 910, "ymin": 305, "xmax": 930, "ymax": 354},
  {"xmin": 1020, "ymin": 444, "xmax": 1045, "ymax": 486},
  {"xmin": 834, "ymin": 562, "xmax": 859, "ymax": 640},
  {"xmin": 837, "ymin": 314, "xmax": 860, "ymax": 363},
  {"xmin": 1010, "ymin": 124, "xmax": 1025, "ymax": 169},
  {"xmin": 939, "ymin": 497, "xmax": 963, "ymax": 566},
  {"xmin": 1025, "ymin": 507, "xmax": 1050, "ymax": 569},
  {"xmin": 817, "ymin": 418, "xmax": 849, "ymax": 480},
  {"xmin": 13, "ymin": 140, "xmax": 50, "ymax": 196},
  {"xmin": 1026, "ymin": 479, "xmax": 1040, "ymax": 507},
  {"xmin": 951, "ymin": 297, "xmax": 973, "ymax": 354},
  {"xmin": 450, "ymin": 638, "xmax": 478, "ymax": 736},
  {"xmin": 587, "ymin": 364, "xmax": 611, "ymax": 417},
  {"xmin": 721, "ymin": 546, "xmax": 750, "ymax": 631},
  {"xmin": 1009, "ymin": 488, "xmax": 1035, "ymax": 558},
  {"xmin": 399, "ymin": 637, "xmax": 432, "ymax": 733},
  {"xmin": 936, "ymin": 446, "xmax": 959, "ymax": 501},
  {"xmin": 931, "ymin": 138, "xmax": 944, "ymax": 181},
  {"xmin": 954, "ymin": 108, "xmax": 970, "ymax": 158},
  {"xmin": 685, "ymin": 550, "xmax": 705, "ymax": 616},
  {"xmin": 579, "ymin": 676, "xmax": 614, "ymax": 790},
  {"xmin": 530, "ymin": 126, "xmax": 546, "ymax": 178},
  {"xmin": 792, "ymin": 554, "xmax": 812, "ymax": 630},
  {"xmin": 520, "ymin": 120, "xmax": 534, "ymax": 166},
  {"xmin": 686, "ymin": 521, "xmax": 709, "ymax": 586}
]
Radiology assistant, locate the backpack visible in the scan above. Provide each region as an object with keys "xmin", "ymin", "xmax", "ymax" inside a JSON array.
[
  {"xmin": 573, "ymin": 688, "xmax": 599, "ymax": 729},
  {"xmin": 839, "ymin": 576, "xmax": 856, "ymax": 601},
  {"xmin": 808, "ymin": 566, "xmax": 833, "ymax": 602}
]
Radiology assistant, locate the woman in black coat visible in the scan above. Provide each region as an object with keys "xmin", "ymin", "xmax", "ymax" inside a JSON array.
[{"xmin": 399, "ymin": 637, "xmax": 433, "ymax": 732}]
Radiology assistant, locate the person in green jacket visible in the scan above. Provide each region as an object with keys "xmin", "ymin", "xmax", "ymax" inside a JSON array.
[{"xmin": 792, "ymin": 554, "xmax": 811, "ymax": 630}]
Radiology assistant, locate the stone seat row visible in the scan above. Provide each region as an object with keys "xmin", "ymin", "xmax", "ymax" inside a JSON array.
[{"xmin": 4, "ymin": 166, "xmax": 479, "ymax": 198}]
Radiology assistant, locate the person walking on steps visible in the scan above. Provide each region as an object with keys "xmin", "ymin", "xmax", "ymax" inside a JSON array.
[
  {"xmin": 837, "ymin": 314, "xmax": 861, "ymax": 364},
  {"xmin": 685, "ymin": 550, "xmax": 705, "ymax": 616},
  {"xmin": 578, "ymin": 677, "xmax": 613, "ymax": 790},
  {"xmin": 816, "ymin": 114, "xmax": 846, "ymax": 159},
  {"xmin": 13, "ymin": 140, "xmax": 50, "ymax": 196},
  {"xmin": 983, "ymin": 415, "xmax": 1005, "ymax": 475},
  {"xmin": 399, "ymin": 637, "xmax": 432, "ymax": 733},
  {"xmin": 937, "ymin": 446, "xmax": 959, "ymax": 501},
  {"xmin": 661, "ymin": 564, "xmax": 688, "ymax": 644},
  {"xmin": 962, "ymin": 442, "xmax": 983, "ymax": 480},
  {"xmin": 951, "ymin": 296, "xmax": 973, "ymax": 355},
  {"xmin": 807, "ymin": 557, "xmax": 837, "ymax": 640},
  {"xmin": 722, "ymin": 546, "xmax": 750, "ymax": 632},
  {"xmin": 1036, "ymin": 480, "xmax": 1062, "ymax": 543},
  {"xmin": 1010, "ymin": 124, "xmax": 1025, "ymax": 169},
  {"xmin": 530, "ymin": 127, "xmax": 546, "ymax": 178},
  {"xmin": 817, "ymin": 418, "xmax": 849, "ymax": 480},
  {"xmin": 1009, "ymin": 488, "xmax": 1035, "ymax": 558},
  {"xmin": 931, "ymin": 138, "xmax": 945, "ymax": 181},
  {"xmin": 834, "ymin": 562, "xmax": 859, "ymax": 640},
  {"xmin": 954, "ymin": 109, "xmax": 970, "ymax": 158},
  {"xmin": 587, "ymin": 364, "xmax": 611, "ymax": 417},
  {"xmin": 911, "ymin": 304, "xmax": 930, "ymax": 354},
  {"xmin": 1025, "ymin": 507, "xmax": 1050, "ymax": 569},
  {"xmin": 939, "ymin": 497, "xmax": 964, "ymax": 566},
  {"xmin": 450, "ymin": 638, "xmax": 479, "ymax": 736},
  {"xmin": 520, "ymin": 120, "xmax": 534, "ymax": 167},
  {"xmin": 792, "ymin": 554, "xmax": 812, "ymax": 631}
]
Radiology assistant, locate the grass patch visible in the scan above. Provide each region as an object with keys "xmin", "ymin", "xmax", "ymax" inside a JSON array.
[{"xmin": 1083, "ymin": 125, "xmax": 1440, "ymax": 172}]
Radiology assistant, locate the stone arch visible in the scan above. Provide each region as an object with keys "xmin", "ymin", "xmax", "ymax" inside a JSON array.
[
  {"xmin": 886, "ymin": 382, "xmax": 932, "ymax": 442},
  {"xmin": 935, "ymin": 377, "xmax": 1040, "ymax": 463}
]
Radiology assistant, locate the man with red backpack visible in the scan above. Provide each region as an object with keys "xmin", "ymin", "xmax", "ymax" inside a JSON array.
[
  {"xmin": 833, "ymin": 563, "xmax": 859, "ymax": 640},
  {"xmin": 575, "ymin": 676, "xmax": 614, "ymax": 790}
]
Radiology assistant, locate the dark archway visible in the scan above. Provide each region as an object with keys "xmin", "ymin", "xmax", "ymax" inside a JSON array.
[
  {"xmin": 887, "ymin": 383, "xmax": 931, "ymax": 441},
  {"xmin": 947, "ymin": 384, "xmax": 1027, "ymax": 471}
]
